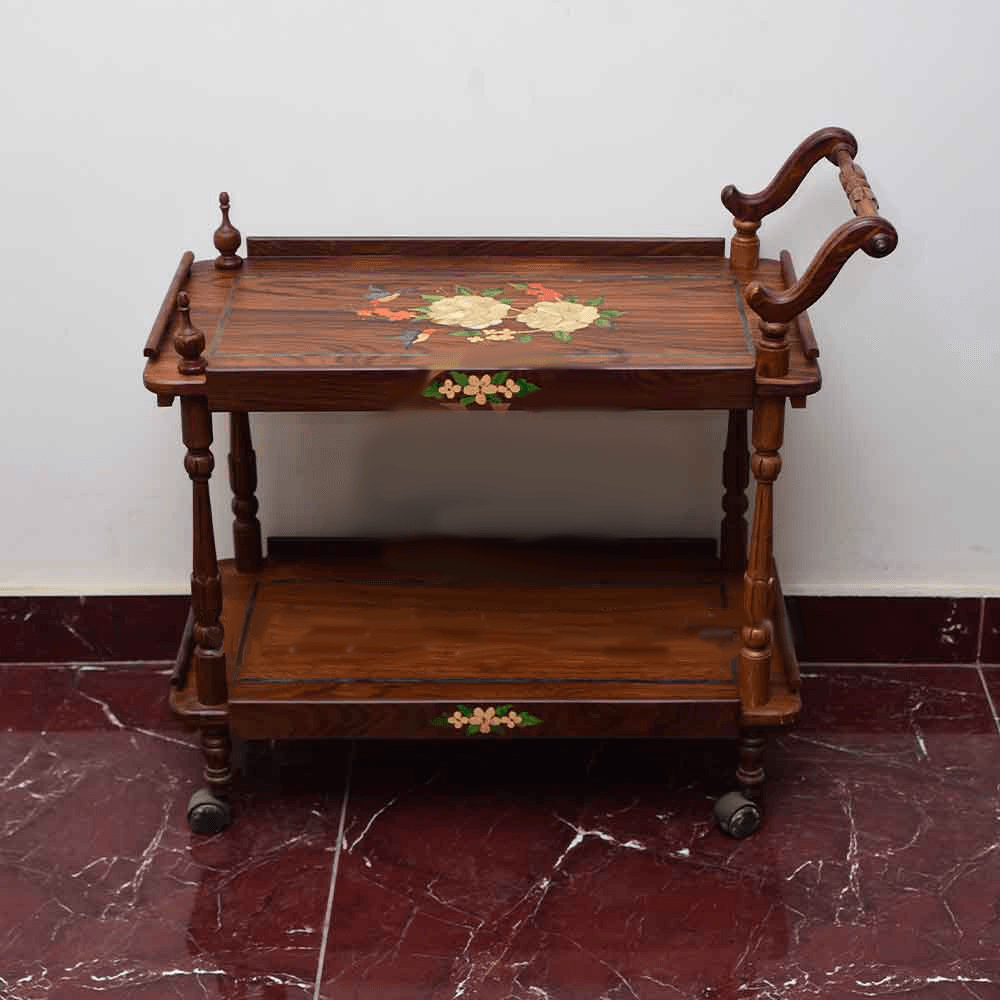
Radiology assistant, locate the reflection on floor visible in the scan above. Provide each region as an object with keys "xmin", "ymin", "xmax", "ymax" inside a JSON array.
[{"xmin": 2, "ymin": 661, "xmax": 999, "ymax": 999}]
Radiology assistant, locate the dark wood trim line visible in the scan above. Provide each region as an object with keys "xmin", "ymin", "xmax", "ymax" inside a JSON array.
[{"xmin": 245, "ymin": 237, "xmax": 727, "ymax": 258}]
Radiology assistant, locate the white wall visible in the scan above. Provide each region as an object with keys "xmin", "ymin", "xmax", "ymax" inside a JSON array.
[{"xmin": 1, "ymin": 0, "xmax": 997, "ymax": 596}]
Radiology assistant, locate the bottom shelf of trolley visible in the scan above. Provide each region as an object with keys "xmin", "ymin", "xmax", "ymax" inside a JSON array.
[{"xmin": 170, "ymin": 537, "xmax": 800, "ymax": 741}]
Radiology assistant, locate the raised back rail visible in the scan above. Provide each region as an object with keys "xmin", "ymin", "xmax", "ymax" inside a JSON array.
[{"xmin": 722, "ymin": 127, "xmax": 897, "ymax": 325}]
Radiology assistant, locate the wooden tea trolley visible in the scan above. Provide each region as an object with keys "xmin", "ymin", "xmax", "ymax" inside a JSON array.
[{"xmin": 142, "ymin": 127, "xmax": 897, "ymax": 837}]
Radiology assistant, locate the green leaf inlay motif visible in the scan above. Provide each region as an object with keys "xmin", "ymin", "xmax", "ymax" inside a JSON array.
[{"xmin": 430, "ymin": 704, "xmax": 544, "ymax": 734}]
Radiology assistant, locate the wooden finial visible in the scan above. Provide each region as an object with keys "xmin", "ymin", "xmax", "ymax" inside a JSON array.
[
  {"xmin": 175, "ymin": 291, "xmax": 206, "ymax": 375},
  {"xmin": 214, "ymin": 191, "xmax": 243, "ymax": 270}
]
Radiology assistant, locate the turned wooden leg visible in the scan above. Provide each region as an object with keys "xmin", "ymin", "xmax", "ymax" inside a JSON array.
[
  {"xmin": 720, "ymin": 409, "xmax": 749, "ymax": 572},
  {"xmin": 200, "ymin": 724, "xmax": 232, "ymax": 798},
  {"xmin": 182, "ymin": 397, "xmax": 233, "ymax": 831},
  {"xmin": 718, "ymin": 321, "xmax": 789, "ymax": 840},
  {"xmin": 182, "ymin": 396, "xmax": 228, "ymax": 710},
  {"xmin": 739, "ymin": 396, "xmax": 786, "ymax": 710},
  {"xmin": 736, "ymin": 728, "xmax": 766, "ymax": 801},
  {"xmin": 228, "ymin": 412, "xmax": 262, "ymax": 573}
]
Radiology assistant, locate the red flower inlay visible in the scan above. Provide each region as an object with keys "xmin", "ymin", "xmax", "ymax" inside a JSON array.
[
  {"xmin": 524, "ymin": 283, "xmax": 562, "ymax": 302},
  {"xmin": 356, "ymin": 306, "xmax": 414, "ymax": 321}
]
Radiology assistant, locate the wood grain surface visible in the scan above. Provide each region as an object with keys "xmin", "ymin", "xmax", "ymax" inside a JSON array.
[
  {"xmin": 205, "ymin": 267, "xmax": 752, "ymax": 370},
  {"xmin": 142, "ymin": 249, "xmax": 822, "ymax": 410},
  {"xmin": 168, "ymin": 538, "xmax": 800, "ymax": 739}
]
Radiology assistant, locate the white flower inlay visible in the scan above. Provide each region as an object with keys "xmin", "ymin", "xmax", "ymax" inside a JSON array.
[
  {"xmin": 426, "ymin": 295, "xmax": 510, "ymax": 330},
  {"xmin": 516, "ymin": 300, "xmax": 600, "ymax": 333}
]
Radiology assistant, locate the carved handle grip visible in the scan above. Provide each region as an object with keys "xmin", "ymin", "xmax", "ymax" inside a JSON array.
[{"xmin": 831, "ymin": 146, "xmax": 894, "ymax": 256}]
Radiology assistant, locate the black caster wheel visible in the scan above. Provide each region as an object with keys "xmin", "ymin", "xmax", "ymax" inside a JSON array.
[
  {"xmin": 187, "ymin": 788, "xmax": 232, "ymax": 835},
  {"xmin": 713, "ymin": 791, "xmax": 761, "ymax": 839}
]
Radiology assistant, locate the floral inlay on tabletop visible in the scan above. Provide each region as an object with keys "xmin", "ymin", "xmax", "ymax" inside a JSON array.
[
  {"xmin": 356, "ymin": 281, "xmax": 625, "ymax": 348},
  {"xmin": 422, "ymin": 371, "xmax": 540, "ymax": 407},
  {"xmin": 431, "ymin": 704, "xmax": 543, "ymax": 734}
]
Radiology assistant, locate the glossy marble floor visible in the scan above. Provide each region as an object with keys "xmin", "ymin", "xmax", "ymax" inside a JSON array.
[{"xmin": 2, "ymin": 662, "xmax": 1000, "ymax": 1000}]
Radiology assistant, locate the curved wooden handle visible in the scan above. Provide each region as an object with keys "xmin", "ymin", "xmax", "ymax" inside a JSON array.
[
  {"xmin": 722, "ymin": 126, "xmax": 858, "ymax": 223},
  {"xmin": 724, "ymin": 126, "xmax": 898, "ymax": 319},
  {"xmin": 744, "ymin": 215, "xmax": 898, "ymax": 324}
]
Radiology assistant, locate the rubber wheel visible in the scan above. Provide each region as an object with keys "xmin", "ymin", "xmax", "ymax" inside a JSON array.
[
  {"xmin": 713, "ymin": 791, "xmax": 762, "ymax": 839},
  {"xmin": 187, "ymin": 788, "xmax": 232, "ymax": 835}
]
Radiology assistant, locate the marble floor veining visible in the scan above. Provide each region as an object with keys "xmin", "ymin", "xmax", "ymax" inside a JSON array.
[{"xmin": 2, "ymin": 662, "xmax": 999, "ymax": 1000}]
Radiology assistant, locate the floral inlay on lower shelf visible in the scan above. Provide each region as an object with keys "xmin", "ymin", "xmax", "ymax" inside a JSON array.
[
  {"xmin": 356, "ymin": 281, "xmax": 625, "ymax": 348},
  {"xmin": 431, "ymin": 705, "xmax": 543, "ymax": 734},
  {"xmin": 423, "ymin": 371, "xmax": 540, "ymax": 407}
]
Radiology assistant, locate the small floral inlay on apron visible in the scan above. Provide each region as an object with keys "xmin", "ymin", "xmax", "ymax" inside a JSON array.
[
  {"xmin": 431, "ymin": 705, "xmax": 543, "ymax": 734},
  {"xmin": 422, "ymin": 371, "xmax": 540, "ymax": 407}
]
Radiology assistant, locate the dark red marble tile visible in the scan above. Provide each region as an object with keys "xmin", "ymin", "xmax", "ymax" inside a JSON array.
[
  {"xmin": 319, "ymin": 714, "xmax": 1000, "ymax": 997},
  {"xmin": 0, "ymin": 664, "xmax": 80, "ymax": 731},
  {"xmin": 982, "ymin": 599, "xmax": 1000, "ymax": 664},
  {"xmin": 0, "ymin": 729, "xmax": 349, "ymax": 997},
  {"xmin": 798, "ymin": 665, "xmax": 996, "ymax": 737},
  {"xmin": 6, "ymin": 662, "xmax": 1000, "ymax": 1000},
  {"xmin": 787, "ymin": 596, "xmax": 981, "ymax": 663},
  {"xmin": 562, "ymin": 734, "xmax": 1000, "ymax": 1000},
  {"xmin": 72, "ymin": 662, "xmax": 183, "ymax": 731},
  {"xmin": 318, "ymin": 739, "xmax": 604, "ymax": 1000},
  {"xmin": 0, "ymin": 663, "xmax": 181, "ymax": 732},
  {"xmin": 0, "ymin": 595, "xmax": 189, "ymax": 663},
  {"xmin": 46, "ymin": 976, "xmax": 312, "ymax": 999}
]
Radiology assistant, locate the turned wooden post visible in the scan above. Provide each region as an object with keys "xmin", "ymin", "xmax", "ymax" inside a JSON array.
[
  {"xmin": 737, "ymin": 729, "xmax": 766, "ymax": 801},
  {"xmin": 729, "ymin": 218, "xmax": 760, "ymax": 272},
  {"xmin": 181, "ymin": 396, "xmax": 232, "ymax": 799},
  {"xmin": 740, "ymin": 395, "xmax": 785, "ymax": 710},
  {"xmin": 200, "ymin": 725, "xmax": 232, "ymax": 801},
  {"xmin": 720, "ymin": 409, "xmax": 749, "ymax": 571},
  {"xmin": 756, "ymin": 319, "xmax": 791, "ymax": 379},
  {"xmin": 181, "ymin": 396, "xmax": 227, "ymax": 708},
  {"xmin": 739, "ymin": 310, "xmax": 789, "ymax": 714},
  {"xmin": 228, "ymin": 413, "xmax": 263, "ymax": 573}
]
